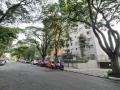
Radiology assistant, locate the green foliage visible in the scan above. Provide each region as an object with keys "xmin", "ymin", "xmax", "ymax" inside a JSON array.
[
  {"xmin": 79, "ymin": 34, "xmax": 89, "ymax": 48},
  {"xmin": 11, "ymin": 44, "xmax": 36, "ymax": 61},
  {"xmin": 107, "ymin": 70, "xmax": 112, "ymax": 76},
  {"xmin": 0, "ymin": 0, "xmax": 38, "ymax": 24},
  {"xmin": 11, "ymin": 46, "xmax": 29, "ymax": 59},
  {"xmin": 59, "ymin": 0, "xmax": 90, "ymax": 23},
  {"xmin": 78, "ymin": 34, "xmax": 89, "ymax": 59},
  {"xmin": 0, "ymin": 10, "xmax": 3, "ymax": 16},
  {"xmin": 0, "ymin": 26, "xmax": 20, "ymax": 57},
  {"xmin": 39, "ymin": 3, "xmax": 68, "ymax": 59}
]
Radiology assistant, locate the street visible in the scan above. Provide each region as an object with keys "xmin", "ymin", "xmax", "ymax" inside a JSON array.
[{"xmin": 0, "ymin": 62, "xmax": 120, "ymax": 90}]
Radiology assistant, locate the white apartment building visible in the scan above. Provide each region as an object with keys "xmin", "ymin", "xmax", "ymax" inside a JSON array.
[{"xmin": 64, "ymin": 22, "xmax": 110, "ymax": 68}]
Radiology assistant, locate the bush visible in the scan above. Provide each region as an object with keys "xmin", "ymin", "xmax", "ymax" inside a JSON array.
[
  {"xmin": 107, "ymin": 70, "xmax": 120, "ymax": 78},
  {"xmin": 107, "ymin": 70, "xmax": 112, "ymax": 76}
]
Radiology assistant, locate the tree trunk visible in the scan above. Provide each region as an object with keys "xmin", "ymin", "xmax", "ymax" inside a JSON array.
[
  {"xmin": 86, "ymin": 0, "xmax": 120, "ymax": 76},
  {"xmin": 110, "ymin": 55, "xmax": 120, "ymax": 75},
  {"xmin": 42, "ymin": 54, "xmax": 46, "ymax": 61},
  {"xmin": 54, "ymin": 47, "xmax": 58, "ymax": 62},
  {"xmin": 0, "ymin": 52, "xmax": 3, "ymax": 58}
]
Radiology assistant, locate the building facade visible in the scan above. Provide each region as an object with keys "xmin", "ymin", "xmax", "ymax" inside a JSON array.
[{"xmin": 64, "ymin": 22, "xmax": 109, "ymax": 68}]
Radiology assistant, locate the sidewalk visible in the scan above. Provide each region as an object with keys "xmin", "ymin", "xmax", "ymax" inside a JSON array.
[{"xmin": 65, "ymin": 67, "xmax": 110, "ymax": 78}]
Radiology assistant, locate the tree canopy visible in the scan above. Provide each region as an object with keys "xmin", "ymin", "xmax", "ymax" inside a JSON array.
[
  {"xmin": 59, "ymin": 0, "xmax": 120, "ymax": 75},
  {"xmin": 0, "ymin": 26, "xmax": 21, "ymax": 57}
]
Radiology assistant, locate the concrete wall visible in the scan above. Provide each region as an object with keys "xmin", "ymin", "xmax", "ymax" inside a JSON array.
[
  {"xmin": 65, "ymin": 60, "xmax": 99, "ymax": 69},
  {"xmin": 77, "ymin": 60, "xmax": 99, "ymax": 69}
]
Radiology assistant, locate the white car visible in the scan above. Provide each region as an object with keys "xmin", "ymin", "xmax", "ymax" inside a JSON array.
[
  {"xmin": 31, "ymin": 60, "xmax": 38, "ymax": 65},
  {"xmin": 0, "ymin": 60, "xmax": 6, "ymax": 65}
]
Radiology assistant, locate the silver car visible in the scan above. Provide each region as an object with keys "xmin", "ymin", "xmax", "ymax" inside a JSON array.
[{"xmin": 0, "ymin": 60, "xmax": 6, "ymax": 65}]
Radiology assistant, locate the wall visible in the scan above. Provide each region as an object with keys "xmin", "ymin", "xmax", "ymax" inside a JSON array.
[{"xmin": 64, "ymin": 60, "xmax": 99, "ymax": 69}]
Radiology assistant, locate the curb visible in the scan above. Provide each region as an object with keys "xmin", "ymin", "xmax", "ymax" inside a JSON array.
[
  {"xmin": 64, "ymin": 69, "xmax": 106, "ymax": 78},
  {"xmin": 108, "ymin": 77, "xmax": 120, "ymax": 81},
  {"xmin": 64, "ymin": 69, "xmax": 120, "ymax": 81}
]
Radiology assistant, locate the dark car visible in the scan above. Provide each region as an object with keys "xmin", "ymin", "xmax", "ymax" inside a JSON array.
[
  {"xmin": 0, "ymin": 60, "xmax": 6, "ymax": 66},
  {"xmin": 55, "ymin": 60, "xmax": 64, "ymax": 70}
]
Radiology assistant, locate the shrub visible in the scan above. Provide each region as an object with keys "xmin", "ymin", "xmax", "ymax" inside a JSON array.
[{"xmin": 107, "ymin": 70, "xmax": 112, "ymax": 76}]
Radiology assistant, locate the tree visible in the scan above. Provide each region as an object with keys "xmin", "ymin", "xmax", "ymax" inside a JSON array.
[
  {"xmin": 86, "ymin": 0, "xmax": 120, "ymax": 76},
  {"xmin": 59, "ymin": 0, "xmax": 120, "ymax": 76},
  {"xmin": 78, "ymin": 34, "xmax": 89, "ymax": 61},
  {"xmin": 0, "ymin": 0, "xmax": 39, "ymax": 57},
  {"xmin": 0, "ymin": 26, "xmax": 20, "ymax": 57},
  {"xmin": 24, "ymin": 38, "xmax": 41, "ymax": 59},
  {"xmin": 0, "ymin": 0, "xmax": 37, "ymax": 24},
  {"xmin": 11, "ymin": 46, "xmax": 29, "ymax": 60},
  {"xmin": 41, "ymin": 3, "xmax": 68, "ymax": 61},
  {"xmin": 24, "ymin": 3, "xmax": 68, "ymax": 61},
  {"xmin": 24, "ymin": 26, "xmax": 53, "ymax": 61},
  {"xmin": 11, "ymin": 40, "xmax": 37, "ymax": 61}
]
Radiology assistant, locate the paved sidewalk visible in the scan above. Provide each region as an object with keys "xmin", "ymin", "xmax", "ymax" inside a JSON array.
[{"xmin": 65, "ymin": 67, "xmax": 110, "ymax": 78}]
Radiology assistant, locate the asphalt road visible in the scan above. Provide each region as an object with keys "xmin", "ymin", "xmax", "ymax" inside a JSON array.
[{"xmin": 0, "ymin": 62, "xmax": 120, "ymax": 90}]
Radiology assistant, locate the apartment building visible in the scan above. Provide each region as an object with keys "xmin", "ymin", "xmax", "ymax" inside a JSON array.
[{"xmin": 64, "ymin": 22, "xmax": 110, "ymax": 68}]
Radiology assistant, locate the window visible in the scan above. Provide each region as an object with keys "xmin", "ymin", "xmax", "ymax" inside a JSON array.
[
  {"xmin": 88, "ymin": 38, "xmax": 91, "ymax": 41},
  {"xmin": 85, "ymin": 25, "xmax": 90, "ymax": 29},
  {"xmin": 90, "ymin": 54, "xmax": 96, "ymax": 60},
  {"xmin": 87, "ymin": 31, "xmax": 90, "ymax": 34},
  {"xmin": 65, "ymin": 49, "xmax": 70, "ymax": 53},
  {"xmin": 90, "ymin": 45, "xmax": 93, "ymax": 48},
  {"xmin": 66, "ymin": 44, "xmax": 69, "ymax": 47},
  {"xmin": 71, "ymin": 43, "xmax": 72, "ymax": 46},
  {"xmin": 75, "ymin": 42, "xmax": 78, "ymax": 45},
  {"xmin": 76, "ymin": 48, "xmax": 77, "ymax": 50}
]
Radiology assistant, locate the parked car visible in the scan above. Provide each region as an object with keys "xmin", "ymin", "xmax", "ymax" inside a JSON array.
[
  {"xmin": 25, "ymin": 60, "xmax": 31, "ymax": 63},
  {"xmin": 38, "ymin": 59, "xmax": 64, "ymax": 70},
  {"xmin": 55, "ymin": 60, "xmax": 64, "ymax": 70},
  {"xmin": 38, "ymin": 60, "xmax": 54, "ymax": 68},
  {"xmin": 19, "ymin": 60, "xmax": 26, "ymax": 63},
  {"xmin": 38, "ymin": 60, "xmax": 46, "ymax": 67},
  {"xmin": 31, "ymin": 60, "xmax": 38, "ymax": 65},
  {"xmin": 45, "ymin": 61, "xmax": 55, "ymax": 69},
  {"xmin": 0, "ymin": 60, "xmax": 6, "ymax": 66},
  {"xmin": 44, "ymin": 60, "xmax": 51, "ymax": 68},
  {"xmin": 51, "ymin": 61, "xmax": 56, "ymax": 69}
]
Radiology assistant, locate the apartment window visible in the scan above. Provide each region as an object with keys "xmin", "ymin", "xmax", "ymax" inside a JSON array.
[
  {"xmin": 88, "ymin": 37, "xmax": 91, "ymax": 41},
  {"xmin": 66, "ymin": 44, "xmax": 69, "ymax": 47},
  {"xmin": 90, "ymin": 54, "xmax": 96, "ymax": 60},
  {"xmin": 90, "ymin": 45, "xmax": 93, "ymax": 48},
  {"xmin": 65, "ymin": 49, "xmax": 70, "ymax": 53},
  {"xmin": 71, "ymin": 38, "xmax": 73, "ymax": 41},
  {"xmin": 85, "ymin": 25, "xmax": 90, "ymax": 29},
  {"xmin": 71, "ymin": 43, "xmax": 72, "ymax": 46},
  {"xmin": 76, "ymin": 48, "xmax": 77, "ymax": 50},
  {"xmin": 87, "ymin": 31, "xmax": 90, "ymax": 34}
]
